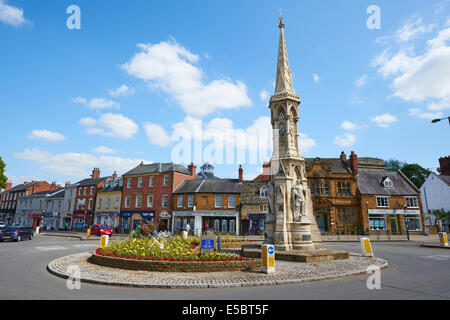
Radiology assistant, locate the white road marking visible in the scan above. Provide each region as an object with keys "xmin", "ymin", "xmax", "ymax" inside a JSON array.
[
  {"xmin": 36, "ymin": 246, "xmax": 67, "ymax": 251},
  {"xmin": 417, "ymin": 255, "xmax": 450, "ymax": 261},
  {"xmin": 73, "ymin": 244, "xmax": 98, "ymax": 248}
]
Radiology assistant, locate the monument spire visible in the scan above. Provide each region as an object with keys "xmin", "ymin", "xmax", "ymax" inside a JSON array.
[{"xmin": 275, "ymin": 15, "xmax": 294, "ymax": 95}]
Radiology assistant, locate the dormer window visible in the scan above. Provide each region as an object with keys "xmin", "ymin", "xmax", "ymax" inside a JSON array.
[
  {"xmin": 382, "ymin": 177, "xmax": 393, "ymax": 188},
  {"xmin": 260, "ymin": 188, "xmax": 268, "ymax": 197}
]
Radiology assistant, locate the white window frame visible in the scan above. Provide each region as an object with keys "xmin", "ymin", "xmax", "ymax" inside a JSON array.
[
  {"xmin": 127, "ymin": 178, "xmax": 132, "ymax": 189},
  {"xmin": 376, "ymin": 196, "xmax": 389, "ymax": 208},
  {"xmin": 147, "ymin": 195, "xmax": 153, "ymax": 208},
  {"xmin": 188, "ymin": 194, "xmax": 194, "ymax": 208},
  {"xmin": 125, "ymin": 196, "xmax": 131, "ymax": 208},
  {"xmin": 260, "ymin": 188, "xmax": 268, "ymax": 198},
  {"xmin": 177, "ymin": 195, "xmax": 183, "ymax": 208},
  {"xmin": 215, "ymin": 195, "xmax": 222, "ymax": 208},
  {"xmin": 163, "ymin": 175, "xmax": 169, "ymax": 187},
  {"xmin": 114, "ymin": 197, "xmax": 119, "ymax": 209},
  {"xmin": 162, "ymin": 194, "xmax": 168, "ymax": 208},
  {"xmin": 405, "ymin": 196, "xmax": 419, "ymax": 208},
  {"xmin": 136, "ymin": 196, "xmax": 142, "ymax": 208},
  {"xmin": 228, "ymin": 195, "xmax": 236, "ymax": 208},
  {"xmin": 138, "ymin": 177, "xmax": 143, "ymax": 188},
  {"xmin": 149, "ymin": 176, "xmax": 154, "ymax": 187}
]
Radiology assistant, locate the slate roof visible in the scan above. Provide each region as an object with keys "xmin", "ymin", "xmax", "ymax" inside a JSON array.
[
  {"xmin": 49, "ymin": 188, "xmax": 65, "ymax": 198},
  {"xmin": 6, "ymin": 182, "xmax": 41, "ymax": 193},
  {"xmin": 357, "ymin": 171, "xmax": 419, "ymax": 196},
  {"xmin": 123, "ymin": 163, "xmax": 191, "ymax": 176},
  {"xmin": 305, "ymin": 158, "xmax": 352, "ymax": 174},
  {"xmin": 98, "ymin": 178, "xmax": 123, "ymax": 193},
  {"xmin": 77, "ymin": 177, "xmax": 110, "ymax": 187},
  {"xmin": 20, "ymin": 188, "xmax": 64, "ymax": 199},
  {"xmin": 174, "ymin": 179, "xmax": 242, "ymax": 194},
  {"xmin": 240, "ymin": 181, "xmax": 270, "ymax": 205},
  {"xmin": 437, "ymin": 175, "xmax": 450, "ymax": 187}
]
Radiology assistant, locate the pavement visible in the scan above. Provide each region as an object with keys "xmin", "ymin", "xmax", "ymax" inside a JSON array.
[{"xmin": 47, "ymin": 251, "xmax": 388, "ymax": 289}]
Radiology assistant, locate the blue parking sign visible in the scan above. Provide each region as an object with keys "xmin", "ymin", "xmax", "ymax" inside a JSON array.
[
  {"xmin": 267, "ymin": 246, "xmax": 274, "ymax": 255},
  {"xmin": 201, "ymin": 239, "xmax": 215, "ymax": 249}
]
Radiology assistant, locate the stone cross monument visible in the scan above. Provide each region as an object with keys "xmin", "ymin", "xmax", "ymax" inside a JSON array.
[{"xmin": 264, "ymin": 16, "xmax": 322, "ymax": 251}]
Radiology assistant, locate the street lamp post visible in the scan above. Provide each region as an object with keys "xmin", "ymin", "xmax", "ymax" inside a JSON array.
[
  {"xmin": 431, "ymin": 117, "xmax": 450, "ymax": 126},
  {"xmin": 403, "ymin": 205, "xmax": 410, "ymax": 241}
]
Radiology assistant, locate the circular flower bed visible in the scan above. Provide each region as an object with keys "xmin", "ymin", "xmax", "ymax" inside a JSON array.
[{"xmin": 90, "ymin": 236, "xmax": 259, "ymax": 272}]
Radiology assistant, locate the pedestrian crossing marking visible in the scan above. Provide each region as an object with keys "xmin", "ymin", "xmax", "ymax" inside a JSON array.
[{"xmin": 36, "ymin": 246, "xmax": 67, "ymax": 251}]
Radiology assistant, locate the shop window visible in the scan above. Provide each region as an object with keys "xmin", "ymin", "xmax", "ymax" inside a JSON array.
[
  {"xmin": 369, "ymin": 216, "xmax": 386, "ymax": 230},
  {"xmin": 405, "ymin": 216, "xmax": 421, "ymax": 231},
  {"xmin": 222, "ymin": 220, "xmax": 228, "ymax": 233}
]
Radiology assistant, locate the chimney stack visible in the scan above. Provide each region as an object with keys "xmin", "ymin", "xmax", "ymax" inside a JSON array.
[
  {"xmin": 5, "ymin": 182, "xmax": 12, "ymax": 190},
  {"xmin": 50, "ymin": 182, "xmax": 57, "ymax": 190},
  {"xmin": 92, "ymin": 168, "xmax": 100, "ymax": 179},
  {"xmin": 140, "ymin": 161, "xmax": 144, "ymax": 166},
  {"xmin": 112, "ymin": 171, "xmax": 117, "ymax": 179},
  {"xmin": 350, "ymin": 151, "xmax": 358, "ymax": 174},
  {"xmin": 438, "ymin": 156, "xmax": 450, "ymax": 175},
  {"xmin": 188, "ymin": 162, "xmax": 196, "ymax": 177},
  {"xmin": 239, "ymin": 165, "xmax": 243, "ymax": 182},
  {"xmin": 340, "ymin": 151, "xmax": 347, "ymax": 162}
]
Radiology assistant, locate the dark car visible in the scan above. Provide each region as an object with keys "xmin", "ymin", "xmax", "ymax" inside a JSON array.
[
  {"xmin": 90, "ymin": 224, "xmax": 113, "ymax": 237},
  {"xmin": 0, "ymin": 226, "xmax": 34, "ymax": 242}
]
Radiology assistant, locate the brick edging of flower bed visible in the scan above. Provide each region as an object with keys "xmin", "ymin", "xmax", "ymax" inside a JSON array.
[{"xmin": 90, "ymin": 252, "xmax": 261, "ymax": 272}]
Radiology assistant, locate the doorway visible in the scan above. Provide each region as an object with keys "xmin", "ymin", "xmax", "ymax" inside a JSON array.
[{"xmin": 316, "ymin": 211, "xmax": 328, "ymax": 232}]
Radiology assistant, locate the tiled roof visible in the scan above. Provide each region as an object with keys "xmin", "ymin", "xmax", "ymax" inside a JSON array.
[
  {"xmin": 357, "ymin": 171, "xmax": 419, "ymax": 195},
  {"xmin": 7, "ymin": 181, "xmax": 41, "ymax": 193},
  {"xmin": 77, "ymin": 177, "xmax": 110, "ymax": 187},
  {"xmin": 437, "ymin": 175, "xmax": 450, "ymax": 187},
  {"xmin": 174, "ymin": 179, "xmax": 241, "ymax": 194},
  {"xmin": 123, "ymin": 163, "xmax": 191, "ymax": 176}
]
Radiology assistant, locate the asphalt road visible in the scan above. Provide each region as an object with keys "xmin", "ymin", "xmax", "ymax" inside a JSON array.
[{"xmin": 0, "ymin": 235, "xmax": 449, "ymax": 300}]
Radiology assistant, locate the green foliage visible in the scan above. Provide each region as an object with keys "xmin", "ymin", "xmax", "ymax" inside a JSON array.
[
  {"xmin": 400, "ymin": 164, "xmax": 432, "ymax": 189},
  {"xmin": 385, "ymin": 159, "xmax": 406, "ymax": 172},
  {"xmin": 0, "ymin": 157, "xmax": 7, "ymax": 190}
]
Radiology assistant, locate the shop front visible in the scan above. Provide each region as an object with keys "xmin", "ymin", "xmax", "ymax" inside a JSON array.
[
  {"xmin": 248, "ymin": 214, "xmax": 265, "ymax": 235},
  {"xmin": 120, "ymin": 211, "xmax": 155, "ymax": 234},
  {"xmin": 72, "ymin": 213, "xmax": 92, "ymax": 231},
  {"xmin": 28, "ymin": 213, "xmax": 42, "ymax": 229},
  {"xmin": 158, "ymin": 211, "xmax": 171, "ymax": 232},
  {"xmin": 172, "ymin": 211, "xmax": 239, "ymax": 236},
  {"xmin": 368, "ymin": 209, "xmax": 422, "ymax": 234},
  {"xmin": 94, "ymin": 212, "xmax": 120, "ymax": 232}
]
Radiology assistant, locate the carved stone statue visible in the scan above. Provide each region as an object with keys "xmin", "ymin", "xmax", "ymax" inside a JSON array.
[
  {"xmin": 267, "ymin": 184, "xmax": 274, "ymax": 215},
  {"xmin": 291, "ymin": 182, "xmax": 306, "ymax": 222}
]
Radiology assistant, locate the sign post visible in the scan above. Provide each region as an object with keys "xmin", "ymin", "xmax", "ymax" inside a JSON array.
[
  {"xmin": 100, "ymin": 235, "xmax": 109, "ymax": 248},
  {"xmin": 200, "ymin": 236, "xmax": 216, "ymax": 255},
  {"xmin": 439, "ymin": 232, "xmax": 448, "ymax": 247},
  {"xmin": 261, "ymin": 244, "xmax": 275, "ymax": 274},
  {"xmin": 360, "ymin": 237, "xmax": 374, "ymax": 257}
]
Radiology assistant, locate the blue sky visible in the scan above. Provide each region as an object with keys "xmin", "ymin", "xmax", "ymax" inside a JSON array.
[{"xmin": 0, "ymin": 0, "xmax": 449, "ymax": 186}]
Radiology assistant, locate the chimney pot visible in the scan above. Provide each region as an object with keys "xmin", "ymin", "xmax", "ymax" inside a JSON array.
[{"xmin": 239, "ymin": 165, "xmax": 243, "ymax": 182}]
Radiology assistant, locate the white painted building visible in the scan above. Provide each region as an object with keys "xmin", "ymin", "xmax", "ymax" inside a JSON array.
[{"xmin": 420, "ymin": 173, "xmax": 450, "ymax": 230}]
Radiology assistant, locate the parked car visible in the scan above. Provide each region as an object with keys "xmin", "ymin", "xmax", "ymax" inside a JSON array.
[
  {"xmin": 90, "ymin": 224, "xmax": 113, "ymax": 237},
  {"xmin": 0, "ymin": 226, "xmax": 34, "ymax": 242},
  {"xmin": 0, "ymin": 222, "xmax": 6, "ymax": 229}
]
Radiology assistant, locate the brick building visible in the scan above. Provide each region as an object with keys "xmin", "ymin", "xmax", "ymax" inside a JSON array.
[
  {"xmin": 72, "ymin": 168, "xmax": 111, "ymax": 231},
  {"xmin": 358, "ymin": 170, "xmax": 425, "ymax": 235},
  {"xmin": 120, "ymin": 162, "xmax": 196, "ymax": 233},
  {"xmin": 0, "ymin": 181, "xmax": 51, "ymax": 225}
]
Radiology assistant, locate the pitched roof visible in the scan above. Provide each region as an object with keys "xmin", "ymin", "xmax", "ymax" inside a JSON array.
[
  {"xmin": 7, "ymin": 181, "xmax": 42, "ymax": 193},
  {"xmin": 98, "ymin": 178, "xmax": 123, "ymax": 193},
  {"xmin": 305, "ymin": 158, "xmax": 352, "ymax": 174},
  {"xmin": 437, "ymin": 175, "xmax": 450, "ymax": 187},
  {"xmin": 49, "ymin": 188, "xmax": 65, "ymax": 198},
  {"xmin": 123, "ymin": 163, "xmax": 191, "ymax": 176},
  {"xmin": 77, "ymin": 176, "xmax": 110, "ymax": 187},
  {"xmin": 357, "ymin": 171, "xmax": 419, "ymax": 195},
  {"xmin": 174, "ymin": 179, "xmax": 241, "ymax": 194}
]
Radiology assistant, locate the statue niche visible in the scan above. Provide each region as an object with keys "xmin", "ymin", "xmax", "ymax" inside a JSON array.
[{"xmin": 291, "ymin": 181, "xmax": 307, "ymax": 222}]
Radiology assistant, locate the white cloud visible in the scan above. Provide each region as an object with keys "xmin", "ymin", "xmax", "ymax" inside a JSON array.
[
  {"xmin": 79, "ymin": 117, "xmax": 97, "ymax": 126},
  {"xmin": 143, "ymin": 122, "xmax": 172, "ymax": 147},
  {"xmin": 351, "ymin": 96, "xmax": 366, "ymax": 105},
  {"xmin": 312, "ymin": 74, "xmax": 321, "ymax": 83},
  {"xmin": 92, "ymin": 146, "xmax": 118, "ymax": 155},
  {"xmin": 355, "ymin": 74, "xmax": 368, "ymax": 88},
  {"xmin": 341, "ymin": 120, "xmax": 360, "ymax": 130},
  {"xmin": 108, "ymin": 84, "xmax": 136, "ymax": 97},
  {"xmin": 81, "ymin": 113, "xmax": 138, "ymax": 139},
  {"xmin": 259, "ymin": 89, "xmax": 270, "ymax": 101},
  {"xmin": 28, "ymin": 130, "xmax": 66, "ymax": 142},
  {"xmin": 371, "ymin": 113, "xmax": 399, "ymax": 127},
  {"xmin": 72, "ymin": 97, "xmax": 120, "ymax": 110},
  {"xmin": 408, "ymin": 108, "xmax": 443, "ymax": 120},
  {"xmin": 334, "ymin": 133, "xmax": 356, "ymax": 147},
  {"xmin": 122, "ymin": 39, "xmax": 252, "ymax": 117},
  {"xmin": 0, "ymin": 0, "xmax": 28, "ymax": 26},
  {"xmin": 376, "ymin": 16, "xmax": 435, "ymax": 44},
  {"xmin": 14, "ymin": 148, "xmax": 151, "ymax": 178},
  {"xmin": 372, "ymin": 23, "xmax": 450, "ymax": 115}
]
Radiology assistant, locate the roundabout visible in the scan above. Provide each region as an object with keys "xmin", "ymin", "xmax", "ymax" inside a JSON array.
[{"xmin": 47, "ymin": 250, "xmax": 389, "ymax": 289}]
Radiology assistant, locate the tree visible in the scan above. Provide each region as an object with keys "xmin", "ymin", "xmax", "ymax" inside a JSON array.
[
  {"xmin": 385, "ymin": 159, "xmax": 407, "ymax": 172},
  {"xmin": 400, "ymin": 163, "xmax": 432, "ymax": 189},
  {"xmin": 0, "ymin": 157, "xmax": 7, "ymax": 190}
]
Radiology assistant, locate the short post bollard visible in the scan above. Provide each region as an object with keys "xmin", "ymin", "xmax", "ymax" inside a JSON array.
[
  {"xmin": 261, "ymin": 244, "xmax": 275, "ymax": 274},
  {"xmin": 86, "ymin": 228, "xmax": 91, "ymax": 238},
  {"xmin": 439, "ymin": 232, "xmax": 448, "ymax": 247},
  {"xmin": 360, "ymin": 237, "xmax": 374, "ymax": 257},
  {"xmin": 100, "ymin": 235, "xmax": 109, "ymax": 248}
]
